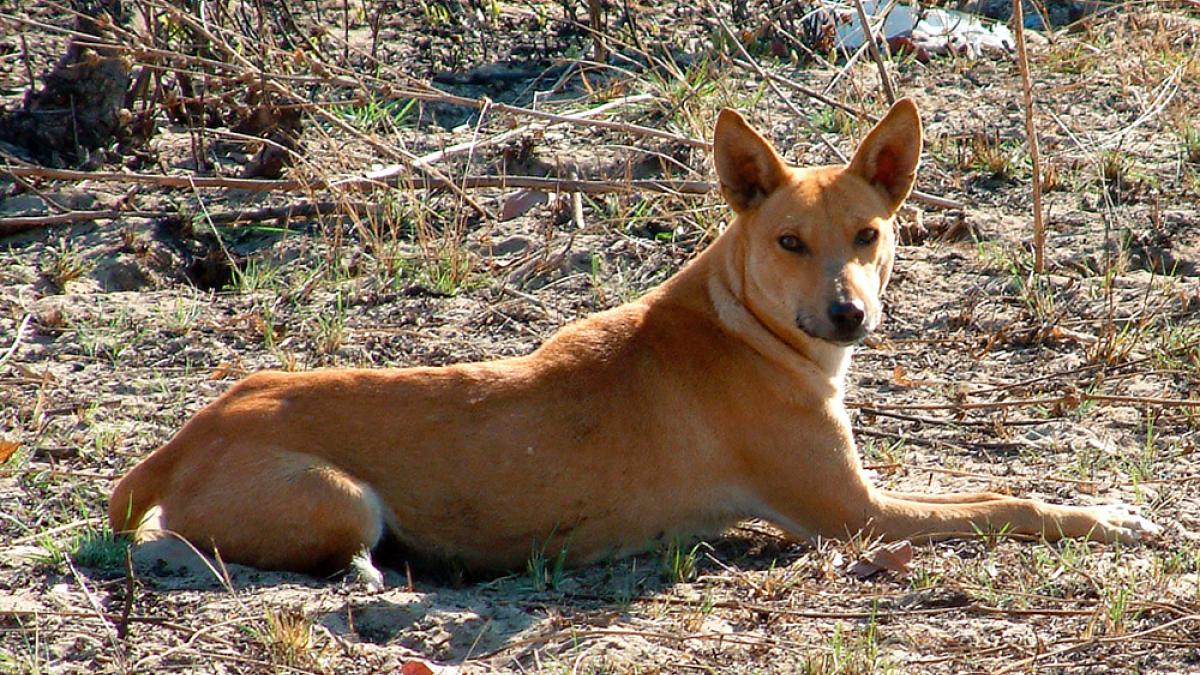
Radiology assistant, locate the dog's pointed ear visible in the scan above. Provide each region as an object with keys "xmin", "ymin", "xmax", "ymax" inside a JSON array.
[
  {"xmin": 713, "ymin": 109, "xmax": 788, "ymax": 212},
  {"xmin": 847, "ymin": 98, "xmax": 922, "ymax": 214}
]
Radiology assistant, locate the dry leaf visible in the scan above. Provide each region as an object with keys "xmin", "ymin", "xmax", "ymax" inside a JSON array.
[
  {"xmin": 400, "ymin": 661, "xmax": 436, "ymax": 675},
  {"xmin": 500, "ymin": 189, "xmax": 549, "ymax": 221},
  {"xmin": 1047, "ymin": 325, "xmax": 1097, "ymax": 345},
  {"xmin": 892, "ymin": 365, "xmax": 913, "ymax": 387},
  {"xmin": 209, "ymin": 362, "xmax": 238, "ymax": 380},
  {"xmin": 12, "ymin": 364, "xmax": 54, "ymax": 383},
  {"xmin": 847, "ymin": 540, "xmax": 913, "ymax": 580},
  {"xmin": 0, "ymin": 440, "xmax": 19, "ymax": 464}
]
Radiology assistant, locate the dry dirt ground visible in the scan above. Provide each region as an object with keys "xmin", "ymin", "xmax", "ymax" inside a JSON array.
[{"xmin": 2, "ymin": 0, "xmax": 1200, "ymax": 672}]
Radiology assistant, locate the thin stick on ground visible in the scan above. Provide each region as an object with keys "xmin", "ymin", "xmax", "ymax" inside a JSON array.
[
  {"xmin": 732, "ymin": 59, "xmax": 877, "ymax": 121},
  {"xmin": 400, "ymin": 94, "xmax": 656, "ymax": 175},
  {"xmin": 1, "ymin": 165, "xmax": 966, "ymax": 210},
  {"xmin": 0, "ymin": 210, "xmax": 173, "ymax": 234},
  {"xmin": 0, "ymin": 314, "xmax": 33, "ymax": 370},
  {"xmin": 709, "ymin": 1, "xmax": 848, "ymax": 163},
  {"xmin": 0, "ymin": 202, "xmax": 385, "ymax": 234},
  {"xmin": 568, "ymin": 170, "xmax": 586, "ymax": 231},
  {"xmin": 0, "ymin": 165, "xmax": 715, "ymax": 195},
  {"xmin": 394, "ymin": 87, "xmax": 708, "ymax": 149},
  {"xmin": 587, "ymin": 0, "xmax": 608, "ymax": 63},
  {"xmin": 717, "ymin": 11, "xmax": 961, "ymax": 211},
  {"xmin": 1013, "ymin": 0, "xmax": 1046, "ymax": 273},
  {"xmin": 851, "ymin": 0, "xmax": 897, "ymax": 103},
  {"xmin": 849, "ymin": 391, "xmax": 1200, "ymax": 411}
]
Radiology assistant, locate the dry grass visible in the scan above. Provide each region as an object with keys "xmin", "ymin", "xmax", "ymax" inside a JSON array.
[{"xmin": 1, "ymin": 0, "xmax": 1199, "ymax": 672}]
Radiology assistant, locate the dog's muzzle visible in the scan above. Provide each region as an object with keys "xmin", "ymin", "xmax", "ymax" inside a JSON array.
[
  {"xmin": 796, "ymin": 315, "xmax": 871, "ymax": 346},
  {"xmin": 825, "ymin": 300, "xmax": 867, "ymax": 344}
]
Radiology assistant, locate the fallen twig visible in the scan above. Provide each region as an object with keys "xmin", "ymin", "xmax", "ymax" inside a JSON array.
[
  {"xmin": 425, "ymin": 175, "xmax": 716, "ymax": 195},
  {"xmin": 0, "ymin": 314, "xmax": 33, "ymax": 370},
  {"xmin": 1013, "ymin": 0, "xmax": 1046, "ymax": 273},
  {"xmin": 567, "ymin": 169, "xmax": 586, "ymax": 230},
  {"xmin": 306, "ymin": 102, "xmax": 496, "ymax": 220},
  {"xmin": 394, "ymin": 87, "xmax": 708, "ymax": 149},
  {"xmin": 857, "ymin": 407, "xmax": 1048, "ymax": 428},
  {"xmin": 1, "ymin": 164, "xmax": 715, "ymax": 195},
  {"xmin": 11, "ymin": 516, "xmax": 102, "ymax": 545},
  {"xmin": 117, "ymin": 547, "xmax": 135, "ymax": 641},
  {"xmin": 909, "ymin": 190, "xmax": 965, "ymax": 210},
  {"xmin": 2, "ymin": 165, "xmax": 313, "ymax": 191},
  {"xmin": 849, "ymin": 392, "xmax": 1200, "ymax": 412},
  {"xmin": 0, "ymin": 210, "xmax": 171, "ymax": 235},
  {"xmin": 391, "ymin": 93, "xmax": 656, "ymax": 176},
  {"xmin": 477, "ymin": 625, "xmax": 810, "ymax": 662},
  {"xmin": 995, "ymin": 614, "xmax": 1200, "ymax": 674},
  {"xmin": 711, "ymin": 2, "xmax": 849, "ymax": 166},
  {"xmin": 0, "ymin": 202, "xmax": 385, "ymax": 233},
  {"xmin": 65, "ymin": 558, "xmax": 128, "ymax": 671},
  {"xmin": 0, "ymin": 608, "xmax": 190, "ymax": 629},
  {"xmin": 732, "ymin": 58, "xmax": 877, "ymax": 121},
  {"xmin": 851, "ymin": 0, "xmax": 897, "ymax": 102},
  {"xmin": 3, "ymin": 166, "xmax": 963, "ymax": 210}
]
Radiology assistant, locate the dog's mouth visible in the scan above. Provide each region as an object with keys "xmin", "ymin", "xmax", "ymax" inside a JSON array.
[{"xmin": 796, "ymin": 317, "xmax": 871, "ymax": 346}]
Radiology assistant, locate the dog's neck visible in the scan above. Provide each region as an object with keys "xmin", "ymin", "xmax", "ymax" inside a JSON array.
[{"xmin": 659, "ymin": 229, "xmax": 852, "ymax": 390}]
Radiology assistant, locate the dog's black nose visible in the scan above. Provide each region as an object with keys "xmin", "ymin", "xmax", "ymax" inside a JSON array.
[{"xmin": 827, "ymin": 300, "xmax": 866, "ymax": 333}]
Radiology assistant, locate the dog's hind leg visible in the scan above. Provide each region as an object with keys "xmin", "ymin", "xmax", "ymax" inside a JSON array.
[{"xmin": 154, "ymin": 446, "xmax": 386, "ymax": 575}]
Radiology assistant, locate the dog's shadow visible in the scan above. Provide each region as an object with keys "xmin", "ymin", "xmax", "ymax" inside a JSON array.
[
  {"xmin": 319, "ymin": 528, "xmax": 802, "ymax": 662},
  {"xmin": 118, "ymin": 528, "xmax": 802, "ymax": 663}
]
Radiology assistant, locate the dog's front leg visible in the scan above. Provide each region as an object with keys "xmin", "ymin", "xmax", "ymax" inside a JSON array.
[
  {"xmin": 877, "ymin": 490, "xmax": 1010, "ymax": 504},
  {"xmin": 747, "ymin": 417, "xmax": 1158, "ymax": 546},
  {"xmin": 861, "ymin": 491, "xmax": 1160, "ymax": 544}
]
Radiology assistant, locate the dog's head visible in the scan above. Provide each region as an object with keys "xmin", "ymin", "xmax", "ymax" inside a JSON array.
[{"xmin": 713, "ymin": 99, "xmax": 922, "ymax": 346}]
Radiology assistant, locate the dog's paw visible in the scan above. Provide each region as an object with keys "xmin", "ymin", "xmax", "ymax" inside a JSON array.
[
  {"xmin": 348, "ymin": 548, "xmax": 385, "ymax": 591},
  {"xmin": 1088, "ymin": 504, "xmax": 1161, "ymax": 543}
]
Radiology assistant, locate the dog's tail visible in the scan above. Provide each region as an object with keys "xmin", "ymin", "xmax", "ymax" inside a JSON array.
[{"xmin": 108, "ymin": 439, "xmax": 180, "ymax": 538}]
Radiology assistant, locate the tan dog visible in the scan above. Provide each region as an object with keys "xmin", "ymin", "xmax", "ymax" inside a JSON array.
[{"xmin": 110, "ymin": 100, "xmax": 1158, "ymax": 576}]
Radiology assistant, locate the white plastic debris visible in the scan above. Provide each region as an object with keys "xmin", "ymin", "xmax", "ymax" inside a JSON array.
[
  {"xmin": 914, "ymin": 7, "xmax": 1015, "ymax": 57},
  {"xmin": 831, "ymin": 0, "xmax": 919, "ymax": 50},
  {"xmin": 830, "ymin": 1, "xmax": 1015, "ymax": 59}
]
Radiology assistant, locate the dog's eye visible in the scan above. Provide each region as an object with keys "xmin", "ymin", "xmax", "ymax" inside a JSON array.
[
  {"xmin": 778, "ymin": 235, "xmax": 808, "ymax": 254},
  {"xmin": 855, "ymin": 228, "xmax": 879, "ymax": 246}
]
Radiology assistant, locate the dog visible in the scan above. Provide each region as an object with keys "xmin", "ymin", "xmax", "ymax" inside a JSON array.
[{"xmin": 110, "ymin": 99, "xmax": 1158, "ymax": 577}]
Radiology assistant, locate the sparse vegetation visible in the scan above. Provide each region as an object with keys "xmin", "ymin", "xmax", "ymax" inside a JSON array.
[
  {"xmin": 69, "ymin": 528, "xmax": 129, "ymax": 573},
  {"xmin": 526, "ymin": 536, "xmax": 570, "ymax": 592},
  {"xmin": 659, "ymin": 537, "xmax": 701, "ymax": 584},
  {"xmin": 1180, "ymin": 124, "xmax": 1200, "ymax": 166},
  {"xmin": 1, "ymin": 0, "xmax": 1198, "ymax": 673},
  {"xmin": 255, "ymin": 607, "xmax": 324, "ymax": 670},
  {"xmin": 37, "ymin": 238, "xmax": 92, "ymax": 291},
  {"xmin": 968, "ymin": 132, "xmax": 1020, "ymax": 180}
]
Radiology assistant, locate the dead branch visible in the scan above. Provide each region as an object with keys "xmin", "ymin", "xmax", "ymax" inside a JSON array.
[
  {"xmin": 0, "ymin": 210, "xmax": 169, "ymax": 235},
  {"xmin": 0, "ymin": 314, "xmax": 33, "ymax": 370},
  {"xmin": 393, "ymin": 88, "xmax": 708, "ymax": 149},
  {"xmin": 2, "ymin": 165, "xmax": 313, "ymax": 191},
  {"xmin": 302, "ymin": 99, "xmax": 496, "ymax": 220},
  {"xmin": 710, "ymin": 1, "xmax": 850, "ymax": 165},
  {"xmin": 3, "ymin": 165, "xmax": 964, "ymax": 211},
  {"xmin": 849, "ymin": 392, "xmax": 1200, "ymax": 412},
  {"xmin": 455, "ymin": 175, "xmax": 715, "ymax": 195},
  {"xmin": 851, "ymin": 0, "xmax": 897, "ymax": 103},
  {"xmin": 392, "ymin": 93, "xmax": 655, "ymax": 177},
  {"xmin": 732, "ymin": 58, "xmax": 877, "ymax": 121},
  {"xmin": 715, "ymin": 13, "xmax": 961, "ymax": 212},
  {"xmin": 1013, "ymin": 0, "xmax": 1046, "ymax": 273},
  {"xmin": 2, "ymin": 164, "xmax": 715, "ymax": 195}
]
